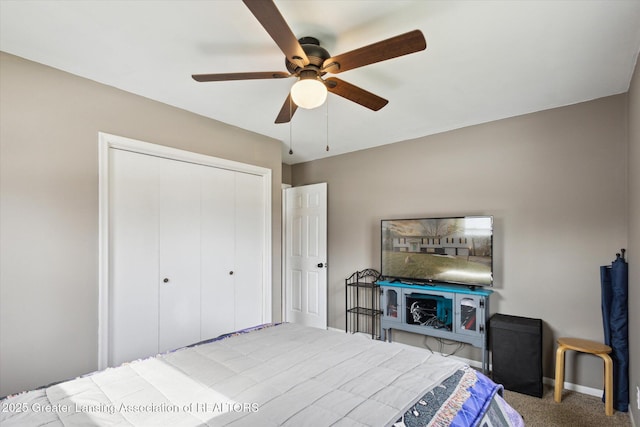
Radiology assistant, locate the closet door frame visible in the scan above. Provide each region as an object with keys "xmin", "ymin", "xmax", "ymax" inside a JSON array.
[{"xmin": 97, "ymin": 132, "xmax": 272, "ymax": 370}]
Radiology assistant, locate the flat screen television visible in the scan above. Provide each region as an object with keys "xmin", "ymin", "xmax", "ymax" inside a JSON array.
[{"xmin": 381, "ymin": 216, "xmax": 493, "ymax": 287}]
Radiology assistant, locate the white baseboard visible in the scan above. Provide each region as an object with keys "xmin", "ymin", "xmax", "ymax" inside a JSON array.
[{"xmin": 542, "ymin": 376, "xmax": 602, "ymax": 397}]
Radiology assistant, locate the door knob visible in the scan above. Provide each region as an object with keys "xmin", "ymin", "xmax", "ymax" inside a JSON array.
[
  {"xmin": 317, "ymin": 263, "xmax": 326, "ymax": 268},
  {"xmin": 229, "ymin": 271, "xmax": 234, "ymax": 275},
  {"xmin": 163, "ymin": 278, "xmax": 169, "ymax": 283}
]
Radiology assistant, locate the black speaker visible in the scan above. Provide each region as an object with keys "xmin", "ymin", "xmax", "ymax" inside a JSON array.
[{"xmin": 490, "ymin": 314, "xmax": 543, "ymax": 397}]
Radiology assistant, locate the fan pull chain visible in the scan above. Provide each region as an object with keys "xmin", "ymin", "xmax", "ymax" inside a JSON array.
[
  {"xmin": 289, "ymin": 96, "xmax": 294, "ymax": 155},
  {"xmin": 289, "ymin": 119, "xmax": 293, "ymax": 155},
  {"xmin": 325, "ymin": 95, "xmax": 330, "ymax": 152}
]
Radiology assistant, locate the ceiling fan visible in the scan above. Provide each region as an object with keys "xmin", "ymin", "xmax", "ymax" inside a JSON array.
[{"xmin": 192, "ymin": 0, "xmax": 427, "ymax": 124}]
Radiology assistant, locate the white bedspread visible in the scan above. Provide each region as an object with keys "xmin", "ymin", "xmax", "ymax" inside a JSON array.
[{"xmin": 1, "ymin": 323, "xmax": 464, "ymax": 426}]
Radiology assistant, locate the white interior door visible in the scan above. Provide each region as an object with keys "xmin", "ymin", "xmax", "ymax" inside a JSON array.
[{"xmin": 284, "ymin": 183, "xmax": 327, "ymax": 329}]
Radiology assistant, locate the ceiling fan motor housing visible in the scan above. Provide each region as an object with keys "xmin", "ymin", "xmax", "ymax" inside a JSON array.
[{"xmin": 286, "ymin": 37, "xmax": 331, "ymax": 76}]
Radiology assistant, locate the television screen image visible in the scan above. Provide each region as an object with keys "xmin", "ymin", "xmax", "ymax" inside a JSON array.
[{"xmin": 381, "ymin": 216, "xmax": 493, "ymax": 287}]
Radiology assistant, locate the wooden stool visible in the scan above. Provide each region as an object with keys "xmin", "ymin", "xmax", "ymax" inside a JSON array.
[{"xmin": 554, "ymin": 337, "xmax": 613, "ymax": 416}]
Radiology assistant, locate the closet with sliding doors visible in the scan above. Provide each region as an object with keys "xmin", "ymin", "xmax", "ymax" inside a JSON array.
[{"xmin": 102, "ymin": 135, "xmax": 271, "ymax": 367}]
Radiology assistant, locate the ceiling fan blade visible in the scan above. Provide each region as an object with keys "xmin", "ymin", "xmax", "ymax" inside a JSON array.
[
  {"xmin": 325, "ymin": 77, "xmax": 388, "ymax": 111},
  {"xmin": 242, "ymin": 0, "xmax": 309, "ymax": 68},
  {"xmin": 192, "ymin": 71, "xmax": 291, "ymax": 82},
  {"xmin": 275, "ymin": 93, "xmax": 298, "ymax": 123},
  {"xmin": 322, "ymin": 30, "xmax": 426, "ymax": 74}
]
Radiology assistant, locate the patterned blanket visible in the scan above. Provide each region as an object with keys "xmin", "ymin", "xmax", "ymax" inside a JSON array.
[{"xmin": 395, "ymin": 366, "xmax": 523, "ymax": 427}]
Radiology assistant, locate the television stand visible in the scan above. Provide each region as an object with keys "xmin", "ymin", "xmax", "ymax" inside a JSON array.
[{"xmin": 378, "ymin": 280, "xmax": 492, "ymax": 373}]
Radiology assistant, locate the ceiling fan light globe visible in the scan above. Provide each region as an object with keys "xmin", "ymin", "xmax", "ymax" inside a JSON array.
[{"xmin": 291, "ymin": 79, "xmax": 327, "ymax": 109}]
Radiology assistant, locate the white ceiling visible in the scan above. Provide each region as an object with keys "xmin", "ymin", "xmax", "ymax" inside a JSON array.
[{"xmin": 2, "ymin": 1, "xmax": 640, "ymax": 164}]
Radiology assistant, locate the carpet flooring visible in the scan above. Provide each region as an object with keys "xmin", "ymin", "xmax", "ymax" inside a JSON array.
[{"xmin": 502, "ymin": 385, "xmax": 632, "ymax": 426}]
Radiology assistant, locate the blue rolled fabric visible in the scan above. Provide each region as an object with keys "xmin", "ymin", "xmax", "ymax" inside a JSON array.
[
  {"xmin": 600, "ymin": 265, "xmax": 613, "ymax": 347},
  {"xmin": 600, "ymin": 252, "xmax": 629, "ymax": 412}
]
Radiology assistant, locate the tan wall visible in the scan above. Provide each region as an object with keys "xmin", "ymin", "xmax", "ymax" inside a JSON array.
[
  {"xmin": 282, "ymin": 163, "xmax": 292, "ymax": 185},
  {"xmin": 0, "ymin": 52, "xmax": 283, "ymax": 397},
  {"xmin": 292, "ymin": 95, "xmax": 629, "ymax": 391},
  {"xmin": 627, "ymin": 56, "xmax": 640, "ymax": 423},
  {"xmin": 2, "ymin": 46, "xmax": 636, "ymax": 407}
]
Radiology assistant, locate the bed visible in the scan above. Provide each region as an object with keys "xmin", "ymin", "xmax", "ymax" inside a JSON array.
[{"xmin": 1, "ymin": 323, "xmax": 523, "ymax": 426}]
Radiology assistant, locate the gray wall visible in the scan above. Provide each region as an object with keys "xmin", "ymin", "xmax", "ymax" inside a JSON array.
[
  {"xmin": 292, "ymin": 94, "xmax": 630, "ymax": 392},
  {"xmin": 0, "ymin": 52, "xmax": 283, "ymax": 397},
  {"xmin": 628, "ymin": 55, "xmax": 639, "ymax": 424}
]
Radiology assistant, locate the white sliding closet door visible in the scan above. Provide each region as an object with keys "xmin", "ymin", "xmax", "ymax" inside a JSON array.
[
  {"xmin": 109, "ymin": 149, "xmax": 161, "ymax": 365},
  {"xmin": 234, "ymin": 172, "xmax": 265, "ymax": 331},
  {"xmin": 158, "ymin": 159, "xmax": 202, "ymax": 353},
  {"xmin": 200, "ymin": 166, "xmax": 236, "ymax": 339},
  {"xmin": 111, "ymin": 150, "xmax": 204, "ymax": 360},
  {"xmin": 200, "ymin": 169, "xmax": 265, "ymax": 338},
  {"xmin": 107, "ymin": 144, "xmax": 268, "ymax": 366}
]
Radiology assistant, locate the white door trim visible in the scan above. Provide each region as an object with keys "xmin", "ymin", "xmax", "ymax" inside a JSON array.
[
  {"xmin": 281, "ymin": 183, "xmax": 292, "ymax": 322},
  {"xmin": 98, "ymin": 132, "xmax": 272, "ymax": 369}
]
